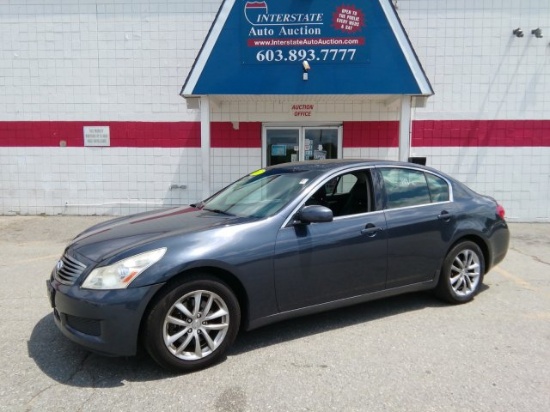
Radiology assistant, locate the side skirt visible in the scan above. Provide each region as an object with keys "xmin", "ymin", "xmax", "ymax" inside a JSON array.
[{"xmin": 245, "ymin": 279, "xmax": 438, "ymax": 331}]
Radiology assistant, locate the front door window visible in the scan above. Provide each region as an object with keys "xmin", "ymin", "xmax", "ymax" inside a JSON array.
[{"xmin": 264, "ymin": 126, "xmax": 341, "ymax": 167}]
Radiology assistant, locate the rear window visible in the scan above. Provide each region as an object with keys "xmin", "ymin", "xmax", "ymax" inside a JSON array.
[{"xmin": 426, "ymin": 173, "xmax": 450, "ymax": 202}]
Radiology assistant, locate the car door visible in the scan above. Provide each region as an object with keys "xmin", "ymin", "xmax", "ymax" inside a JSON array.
[
  {"xmin": 273, "ymin": 168, "xmax": 388, "ymax": 312},
  {"xmin": 377, "ymin": 167, "xmax": 456, "ymax": 288}
]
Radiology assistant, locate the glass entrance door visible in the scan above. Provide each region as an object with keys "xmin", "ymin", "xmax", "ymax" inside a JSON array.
[
  {"xmin": 303, "ymin": 128, "xmax": 339, "ymax": 161},
  {"xmin": 264, "ymin": 126, "xmax": 341, "ymax": 167},
  {"xmin": 265, "ymin": 128, "xmax": 300, "ymax": 166}
]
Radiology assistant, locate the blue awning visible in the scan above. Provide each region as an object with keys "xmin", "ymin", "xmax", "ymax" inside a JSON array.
[{"xmin": 182, "ymin": 0, "xmax": 433, "ymax": 96}]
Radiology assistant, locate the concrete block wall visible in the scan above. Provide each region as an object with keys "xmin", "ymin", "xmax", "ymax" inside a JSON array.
[
  {"xmin": 0, "ymin": 0, "xmax": 549, "ymax": 220},
  {"xmin": 0, "ymin": 147, "xmax": 202, "ymax": 215},
  {"xmin": 397, "ymin": 0, "xmax": 550, "ymax": 221},
  {"xmin": 211, "ymin": 148, "xmax": 263, "ymax": 192},
  {"xmin": 399, "ymin": 0, "xmax": 550, "ymax": 121},
  {"xmin": 411, "ymin": 147, "xmax": 550, "ymax": 221},
  {"xmin": 0, "ymin": 1, "xmax": 218, "ymax": 215},
  {"xmin": 0, "ymin": 0, "xmax": 220, "ymax": 122}
]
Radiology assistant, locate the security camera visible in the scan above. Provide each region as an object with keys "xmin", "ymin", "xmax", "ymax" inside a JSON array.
[
  {"xmin": 513, "ymin": 28, "xmax": 524, "ymax": 37},
  {"xmin": 531, "ymin": 28, "xmax": 543, "ymax": 38},
  {"xmin": 302, "ymin": 61, "xmax": 311, "ymax": 71}
]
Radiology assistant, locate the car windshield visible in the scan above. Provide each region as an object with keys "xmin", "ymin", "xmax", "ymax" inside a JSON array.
[{"xmin": 201, "ymin": 168, "xmax": 312, "ymax": 218}]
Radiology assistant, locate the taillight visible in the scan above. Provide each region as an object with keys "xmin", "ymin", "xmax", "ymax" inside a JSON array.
[{"xmin": 496, "ymin": 204, "xmax": 506, "ymax": 219}]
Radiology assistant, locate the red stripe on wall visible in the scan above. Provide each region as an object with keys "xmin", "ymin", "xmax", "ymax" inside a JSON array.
[
  {"xmin": 343, "ymin": 121, "xmax": 399, "ymax": 147},
  {"xmin": 211, "ymin": 122, "xmax": 261, "ymax": 148},
  {"xmin": 0, "ymin": 121, "xmax": 201, "ymax": 148},
  {"xmin": 412, "ymin": 120, "xmax": 550, "ymax": 147},
  {"xmin": 344, "ymin": 120, "xmax": 550, "ymax": 148},
  {"xmin": 1, "ymin": 120, "xmax": 549, "ymax": 148}
]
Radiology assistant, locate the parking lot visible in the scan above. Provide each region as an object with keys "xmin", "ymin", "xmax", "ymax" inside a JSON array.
[{"xmin": 0, "ymin": 216, "xmax": 548, "ymax": 411}]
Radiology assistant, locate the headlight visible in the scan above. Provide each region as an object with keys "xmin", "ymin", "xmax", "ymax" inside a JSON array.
[{"xmin": 82, "ymin": 248, "xmax": 167, "ymax": 290}]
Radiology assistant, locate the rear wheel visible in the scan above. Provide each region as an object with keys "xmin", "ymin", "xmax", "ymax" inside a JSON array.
[
  {"xmin": 436, "ymin": 241, "xmax": 484, "ymax": 304},
  {"xmin": 143, "ymin": 275, "xmax": 240, "ymax": 373}
]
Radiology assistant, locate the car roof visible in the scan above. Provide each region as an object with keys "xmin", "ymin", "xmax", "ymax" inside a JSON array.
[
  {"xmin": 264, "ymin": 159, "xmax": 456, "ymax": 182},
  {"xmin": 266, "ymin": 159, "xmax": 415, "ymax": 171}
]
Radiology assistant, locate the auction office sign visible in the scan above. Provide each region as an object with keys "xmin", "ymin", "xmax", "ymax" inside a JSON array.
[{"xmin": 242, "ymin": 1, "xmax": 367, "ymax": 65}]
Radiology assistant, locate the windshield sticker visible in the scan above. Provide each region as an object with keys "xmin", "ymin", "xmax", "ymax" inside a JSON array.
[
  {"xmin": 299, "ymin": 179, "xmax": 309, "ymax": 185},
  {"xmin": 250, "ymin": 169, "xmax": 266, "ymax": 176}
]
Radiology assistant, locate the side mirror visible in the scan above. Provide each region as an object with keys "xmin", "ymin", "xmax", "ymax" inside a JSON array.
[{"xmin": 296, "ymin": 205, "xmax": 333, "ymax": 224}]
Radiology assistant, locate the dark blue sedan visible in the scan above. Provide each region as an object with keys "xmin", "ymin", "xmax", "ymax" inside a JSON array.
[{"xmin": 47, "ymin": 160, "xmax": 509, "ymax": 372}]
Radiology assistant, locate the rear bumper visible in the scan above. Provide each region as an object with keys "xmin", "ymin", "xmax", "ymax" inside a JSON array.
[
  {"xmin": 488, "ymin": 221, "xmax": 510, "ymax": 270},
  {"xmin": 47, "ymin": 277, "xmax": 164, "ymax": 356}
]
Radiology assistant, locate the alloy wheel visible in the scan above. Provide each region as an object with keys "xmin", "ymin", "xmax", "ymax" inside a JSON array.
[
  {"xmin": 163, "ymin": 290, "xmax": 230, "ymax": 361},
  {"xmin": 450, "ymin": 249, "xmax": 481, "ymax": 297}
]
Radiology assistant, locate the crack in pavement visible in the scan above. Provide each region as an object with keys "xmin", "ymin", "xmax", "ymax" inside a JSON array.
[
  {"xmin": 63, "ymin": 352, "xmax": 94, "ymax": 385},
  {"xmin": 25, "ymin": 383, "xmax": 55, "ymax": 412},
  {"xmin": 510, "ymin": 246, "xmax": 550, "ymax": 266}
]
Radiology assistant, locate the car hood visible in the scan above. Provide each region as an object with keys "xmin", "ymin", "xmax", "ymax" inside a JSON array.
[{"xmin": 68, "ymin": 206, "xmax": 252, "ymax": 262}]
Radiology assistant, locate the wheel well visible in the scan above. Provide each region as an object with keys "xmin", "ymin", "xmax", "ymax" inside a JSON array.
[
  {"xmin": 137, "ymin": 267, "xmax": 249, "ymax": 351},
  {"xmin": 449, "ymin": 235, "xmax": 491, "ymax": 274}
]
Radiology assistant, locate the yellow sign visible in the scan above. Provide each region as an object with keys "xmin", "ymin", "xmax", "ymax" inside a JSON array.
[{"xmin": 250, "ymin": 169, "xmax": 266, "ymax": 176}]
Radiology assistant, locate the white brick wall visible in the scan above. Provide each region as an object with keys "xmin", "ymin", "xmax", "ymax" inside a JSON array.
[
  {"xmin": 398, "ymin": 0, "xmax": 550, "ymax": 221},
  {"xmin": 397, "ymin": 0, "xmax": 550, "ymax": 121},
  {"xmin": 410, "ymin": 147, "xmax": 550, "ymax": 222},
  {"xmin": 0, "ymin": 0, "xmax": 220, "ymax": 122},
  {"xmin": 344, "ymin": 145, "xmax": 550, "ymax": 221},
  {"xmin": 0, "ymin": 147, "xmax": 202, "ymax": 215},
  {"xmin": 0, "ymin": 1, "xmax": 220, "ymax": 215},
  {"xmin": 211, "ymin": 148, "xmax": 262, "ymax": 193},
  {"xmin": 0, "ymin": 0, "xmax": 549, "ymax": 220}
]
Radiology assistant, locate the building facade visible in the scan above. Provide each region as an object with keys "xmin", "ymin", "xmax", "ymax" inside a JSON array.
[{"xmin": 0, "ymin": 0, "xmax": 548, "ymax": 221}]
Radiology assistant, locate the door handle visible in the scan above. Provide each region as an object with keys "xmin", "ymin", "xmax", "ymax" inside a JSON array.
[
  {"xmin": 361, "ymin": 224, "xmax": 382, "ymax": 237},
  {"xmin": 437, "ymin": 210, "xmax": 453, "ymax": 222}
]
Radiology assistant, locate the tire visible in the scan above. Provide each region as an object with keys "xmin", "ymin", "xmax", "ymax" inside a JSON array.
[
  {"xmin": 143, "ymin": 275, "xmax": 240, "ymax": 373},
  {"xmin": 435, "ymin": 241, "xmax": 485, "ymax": 304}
]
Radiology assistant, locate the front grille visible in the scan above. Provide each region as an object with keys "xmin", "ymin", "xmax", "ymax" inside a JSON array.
[{"xmin": 54, "ymin": 254, "xmax": 87, "ymax": 285}]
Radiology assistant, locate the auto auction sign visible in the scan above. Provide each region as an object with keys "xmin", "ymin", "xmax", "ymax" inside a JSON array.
[
  {"xmin": 241, "ymin": 0, "xmax": 367, "ymax": 65},
  {"xmin": 184, "ymin": 0, "xmax": 430, "ymax": 95}
]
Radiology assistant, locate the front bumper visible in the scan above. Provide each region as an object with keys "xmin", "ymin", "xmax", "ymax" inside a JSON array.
[{"xmin": 47, "ymin": 277, "xmax": 164, "ymax": 357}]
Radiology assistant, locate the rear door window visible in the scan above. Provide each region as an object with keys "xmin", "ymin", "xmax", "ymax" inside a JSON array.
[{"xmin": 381, "ymin": 168, "xmax": 431, "ymax": 209}]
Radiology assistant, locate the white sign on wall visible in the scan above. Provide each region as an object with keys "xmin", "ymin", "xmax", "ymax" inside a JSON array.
[{"xmin": 84, "ymin": 126, "xmax": 110, "ymax": 147}]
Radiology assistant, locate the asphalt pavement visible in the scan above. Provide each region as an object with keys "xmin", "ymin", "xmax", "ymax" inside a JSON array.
[{"xmin": 0, "ymin": 216, "xmax": 548, "ymax": 411}]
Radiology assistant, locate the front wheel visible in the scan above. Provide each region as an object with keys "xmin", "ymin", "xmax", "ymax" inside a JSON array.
[
  {"xmin": 143, "ymin": 275, "xmax": 241, "ymax": 373},
  {"xmin": 436, "ymin": 241, "xmax": 485, "ymax": 304}
]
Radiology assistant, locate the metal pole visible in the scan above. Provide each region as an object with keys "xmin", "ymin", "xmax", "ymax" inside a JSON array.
[
  {"xmin": 200, "ymin": 96, "xmax": 211, "ymax": 200},
  {"xmin": 398, "ymin": 95, "xmax": 412, "ymax": 162}
]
